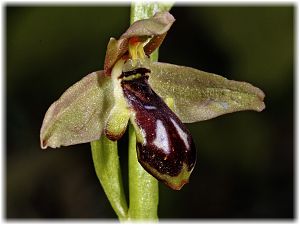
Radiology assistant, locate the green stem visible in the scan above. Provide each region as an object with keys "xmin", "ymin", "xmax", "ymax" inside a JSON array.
[
  {"xmin": 91, "ymin": 137, "xmax": 128, "ymax": 221},
  {"xmin": 127, "ymin": 2, "xmax": 173, "ymax": 221},
  {"xmin": 91, "ymin": 3, "xmax": 173, "ymax": 221},
  {"xmin": 128, "ymin": 124, "xmax": 159, "ymax": 220}
]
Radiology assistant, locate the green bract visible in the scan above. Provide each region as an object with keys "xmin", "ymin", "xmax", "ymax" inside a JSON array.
[{"xmin": 40, "ymin": 12, "xmax": 265, "ymax": 190}]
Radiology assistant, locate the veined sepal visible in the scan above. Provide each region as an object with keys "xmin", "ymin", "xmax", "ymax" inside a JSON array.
[
  {"xmin": 149, "ymin": 62, "xmax": 266, "ymax": 123},
  {"xmin": 40, "ymin": 70, "xmax": 114, "ymax": 149}
]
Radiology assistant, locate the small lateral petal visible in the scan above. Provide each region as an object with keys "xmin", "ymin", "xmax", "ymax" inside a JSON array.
[
  {"xmin": 144, "ymin": 33, "xmax": 167, "ymax": 56},
  {"xmin": 149, "ymin": 62, "xmax": 266, "ymax": 123},
  {"xmin": 104, "ymin": 38, "xmax": 129, "ymax": 75},
  {"xmin": 40, "ymin": 71, "xmax": 114, "ymax": 149}
]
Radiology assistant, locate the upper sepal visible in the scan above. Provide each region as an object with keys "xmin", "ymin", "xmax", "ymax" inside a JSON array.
[
  {"xmin": 104, "ymin": 12, "xmax": 175, "ymax": 75},
  {"xmin": 40, "ymin": 71, "xmax": 114, "ymax": 149},
  {"xmin": 121, "ymin": 11, "xmax": 175, "ymax": 38},
  {"xmin": 149, "ymin": 62, "xmax": 265, "ymax": 123}
]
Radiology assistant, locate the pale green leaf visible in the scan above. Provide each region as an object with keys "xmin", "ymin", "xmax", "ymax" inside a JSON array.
[
  {"xmin": 149, "ymin": 62, "xmax": 265, "ymax": 123},
  {"xmin": 40, "ymin": 71, "xmax": 114, "ymax": 149},
  {"xmin": 91, "ymin": 137, "xmax": 128, "ymax": 220}
]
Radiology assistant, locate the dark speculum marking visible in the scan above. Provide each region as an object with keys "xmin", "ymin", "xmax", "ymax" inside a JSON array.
[
  {"xmin": 121, "ymin": 74, "xmax": 196, "ymax": 182},
  {"xmin": 119, "ymin": 68, "xmax": 151, "ymax": 79}
]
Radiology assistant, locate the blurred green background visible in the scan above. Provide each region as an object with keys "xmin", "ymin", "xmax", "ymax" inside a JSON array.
[{"xmin": 6, "ymin": 5, "xmax": 294, "ymax": 219}]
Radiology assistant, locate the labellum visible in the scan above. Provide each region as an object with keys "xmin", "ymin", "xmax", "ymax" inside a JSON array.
[{"xmin": 120, "ymin": 68, "xmax": 196, "ymax": 190}]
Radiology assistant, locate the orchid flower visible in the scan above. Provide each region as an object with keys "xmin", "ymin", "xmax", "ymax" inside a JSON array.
[{"xmin": 40, "ymin": 12, "xmax": 265, "ymax": 190}]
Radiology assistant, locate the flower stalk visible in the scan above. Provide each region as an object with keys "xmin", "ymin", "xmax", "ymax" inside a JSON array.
[
  {"xmin": 126, "ymin": 2, "xmax": 173, "ymax": 220},
  {"xmin": 128, "ymin": 124, "xmax": 158, "ymax": 220}
]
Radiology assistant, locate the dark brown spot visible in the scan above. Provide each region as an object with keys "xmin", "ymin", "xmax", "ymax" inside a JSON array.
[{"xmin": 119, "ymin": 68, "xmax": 151, "ymax": 79}]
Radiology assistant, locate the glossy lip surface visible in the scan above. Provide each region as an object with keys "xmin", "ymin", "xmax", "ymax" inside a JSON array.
[{"xmin": 121, "ymin": 72, "xmax": 196, "ymax": 180}]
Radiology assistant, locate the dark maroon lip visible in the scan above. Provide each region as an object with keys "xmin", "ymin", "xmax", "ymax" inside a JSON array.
[{"xmin": 121, "ymin": 70, "xmax": 196, "ymax": 182}]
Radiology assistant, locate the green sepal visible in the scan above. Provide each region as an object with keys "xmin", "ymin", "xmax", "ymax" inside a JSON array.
[
  {"xmin": 40, "ymin": 71, "xmax": 114, "ymax": 149},
  {"xmin": 149, "ymin": 62, "xmax": 265, "ymax": 123}
]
